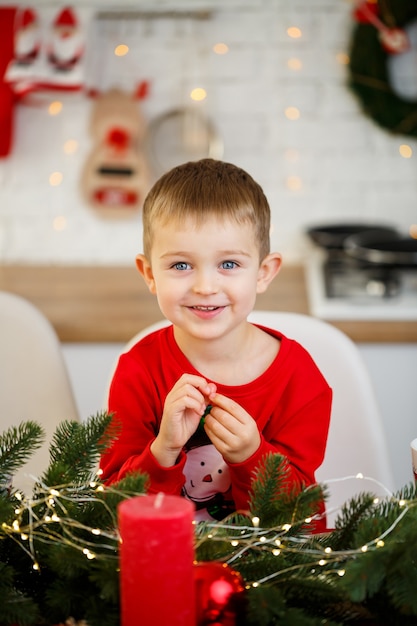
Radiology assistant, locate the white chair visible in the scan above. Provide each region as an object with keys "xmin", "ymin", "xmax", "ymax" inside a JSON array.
[
  {"xmin": 109, "ymin": 311, "xmax": 395, "ymax": 524},
  {"xmin": 0, "ymin": 291, "xmax": 80, "ymax": 492}
]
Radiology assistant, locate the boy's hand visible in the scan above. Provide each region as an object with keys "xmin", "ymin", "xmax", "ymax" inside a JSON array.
[
  {"xmin": 151, "ymin": 374, "xmax": 216, "ymax": 467},
  {"xmin": 204, "ymin": 394, "xmax": 261, "ymax": 464}
]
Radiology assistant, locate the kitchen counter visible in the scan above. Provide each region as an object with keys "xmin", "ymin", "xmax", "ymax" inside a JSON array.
[{"xmin": 1, "ymin": 264, "xmax": 416, "ymax": 343}]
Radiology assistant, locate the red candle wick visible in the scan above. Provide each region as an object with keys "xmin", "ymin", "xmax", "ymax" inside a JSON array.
[{"xmin": 154, "ymin": 492, "xmax": 165, "ymax": 509}]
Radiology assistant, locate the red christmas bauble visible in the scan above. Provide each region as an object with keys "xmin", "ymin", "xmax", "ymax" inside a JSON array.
[{"xmin": 194, "ymin": 562, "xmax": 246, "ymax": 626}]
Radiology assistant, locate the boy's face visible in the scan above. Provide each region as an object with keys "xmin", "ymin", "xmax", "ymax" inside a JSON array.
[{"xmin": 136, "ymin": 216, "xmax": 281, "ymax": 342}]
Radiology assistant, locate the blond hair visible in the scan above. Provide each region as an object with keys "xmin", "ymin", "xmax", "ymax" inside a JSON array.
[{"xmin": 142, "ymin": 159, "xmax": 271, "ymax": 261}]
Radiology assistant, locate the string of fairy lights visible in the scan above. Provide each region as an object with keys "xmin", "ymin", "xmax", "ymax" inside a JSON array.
[{"xmin": 2, "ymin": 471, "xmax": 416, "ymax": 589}]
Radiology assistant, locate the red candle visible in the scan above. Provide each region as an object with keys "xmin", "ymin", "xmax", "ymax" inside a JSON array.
[{"xmin": 118, "ymin": 493, "xmax": 196, "ymax": 626}]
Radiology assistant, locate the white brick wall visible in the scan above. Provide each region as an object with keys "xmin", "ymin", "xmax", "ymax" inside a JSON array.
[{"xmin": 1, "ymin": 0, "xmax": 416, "ymax": 264}]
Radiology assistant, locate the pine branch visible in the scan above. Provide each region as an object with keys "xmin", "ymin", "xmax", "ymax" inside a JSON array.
[
  {"xmin": 0, "ymin": 421, "xmax": 45, "ymax": 488},
  {"xmin": 249, "ymin": 452, "xmax": 324, "ymax": 530},
  {"xmin": 331, "ymin": 492, "xmax": 377, "ymax": 550},
  {"xmin": 249, "ymin": 453, "xmax": 291, "ymax": 525},
  {"xmin": 40, "ymin": 411, "xmax": 115, "ymax": 486}
]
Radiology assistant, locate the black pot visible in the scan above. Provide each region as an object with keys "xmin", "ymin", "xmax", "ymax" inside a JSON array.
[
  {"xmin": 306, "ymin": 223, "xmax": 398, "ymax": 250},
  {"xmin": 344, "ymin": 230, "xmax": 417, "ymax": 268}
]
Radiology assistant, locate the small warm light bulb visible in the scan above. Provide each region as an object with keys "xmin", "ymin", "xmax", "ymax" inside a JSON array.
[
  {"xmin": 92, "ymin": 528, "xmax": 101, "ymax": 536},
  {"xmin": 356, "ymin": 473, "xmax": 364, "ymax": 479},
  {"xmin": 190, "ymin": 87, "xmax": 207, "ymax": 101},
  {"xmin": 287, "ymin": 57, "xmax": 302, "ymax": 71},
  {"xmin": 272, "ymin": 549, "xmax": 281, "ymax": 556},
  {"xmin": 53, "ymin": 216, "xmax": 67, "ymax": 231},
  {"xmin": 213, "ymin": 42, "xmax": 229, "ymax": 54},
  {"xmin": 231, "ymin": 540, "xmax": 239, "ymax": 547},
  {"xmin": 49, "ymin": 101, "xmax": 63, "ymax": 116},
  {"xmin": 409, "ymin": 224, "xmax": 417, "ymax": 239},
  {"xmin": 399, "ymin": 499, "xmax": 407, "ymax": 507},
  {"xmin": 376, "ymin": 540, "xmax": 385, "ymax": 548},
  {"xmin": 319, "ymin": 559, "xmax": 326, "ymax": 566},
  {"xmin": 49, "ymin": 172, "xmax": 63, "ymax": 186},
  {"xmin": 33, "ymin": 563, "xmax": 40, "ymax": 571},
  {"xmin": 361, "ymin": 545, "xmax": 368, "ymax": 552},
  {"xmin": 399, "ymin": 144, "xmax": 413, "ymax": 158},
  {"xmin": 252, "ymin": 516, "xmax": 260, "ymax": 527},
  {"xmin": 336, "ymin": 52, "xmax": 349, "ymax": 65},
  {"xmin": 282, "ymin": 523, "xmax": 291, "ymax": 531},
  {"xmin": 287, "ymin": 26, "xmax": 302, "ymax": 39},
  {"xmin": 286, "ymin": 175, "xmax": 302, "ymax": 191},
  {"xmin": 324, "ymin": 547, "xmax": 332, "ymax": 554},
  {"xmin": 259, "ymin": 536, "xmax": 266, "ymax": 543},
  {"xmin": 115, "ymin": 44, "xmax": 129, "ymax": 56},
  {"xmin": 63, "ymin": 139, "xmax": 78, "ymax": 155},
  {"xmin": 285, "ymin": 106, "xmax": 300, "ymax": 120},
  {"xmin": 337, "ymin": 569, "xmax": 346, "ymax": 577}
]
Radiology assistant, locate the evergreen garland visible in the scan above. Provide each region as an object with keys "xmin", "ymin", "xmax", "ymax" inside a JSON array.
[
  {"xmin": 1, "ymin": 415, "xmax": 417, "ymax": 625},
  {"xmin": 348, "ymin": 0, "xmax": 417, "ymax": 136}
]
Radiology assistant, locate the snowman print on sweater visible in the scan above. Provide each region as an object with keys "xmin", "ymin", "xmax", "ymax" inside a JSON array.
[{"xmin": 182, "ymin": 424, "xmax": 234, "ymax": 521}]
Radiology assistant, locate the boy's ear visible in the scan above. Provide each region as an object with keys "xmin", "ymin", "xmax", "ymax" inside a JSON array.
[
  {"xmin": 256, "ymin": 252, "xmax": 282, "ymax": 294},
  {"xmin": 136, "ymin": 254, "xmax": 157, "ymax": 294}
]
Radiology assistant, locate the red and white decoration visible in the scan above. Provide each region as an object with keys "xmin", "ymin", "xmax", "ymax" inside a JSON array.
[
  {"xmin": 6, "ymin": 5, "xmax": 91, "ymax": 94},
  {"xmin": 80, "ymin": 87, "xmax": 151, "ymax": 217}
]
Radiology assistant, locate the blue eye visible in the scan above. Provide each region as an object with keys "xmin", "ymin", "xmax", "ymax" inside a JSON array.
[
  {"xmin": 172, "ymin": 262, "xmax": 190, "ymax": 271},
  {"xmin": 221, "ymin": 261, "xmax": 237, "ymax": 270}
]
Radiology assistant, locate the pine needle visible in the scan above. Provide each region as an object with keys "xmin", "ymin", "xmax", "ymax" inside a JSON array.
[{"xmin": 0, "ymin": 421, "xmax": 44, "ymax": 486}]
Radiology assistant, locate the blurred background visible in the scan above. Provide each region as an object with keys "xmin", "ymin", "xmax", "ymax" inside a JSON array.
[{"xmin": 1, "ymin": 0, "xmax": 416, "ymax": 264}]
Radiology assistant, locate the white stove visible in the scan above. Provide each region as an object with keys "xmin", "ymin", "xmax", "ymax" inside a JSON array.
[{"xmin": 305, "ymin": 248, "xmax": 417, "ymax": 321}]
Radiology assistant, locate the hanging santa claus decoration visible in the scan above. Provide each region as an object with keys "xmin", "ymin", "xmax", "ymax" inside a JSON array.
[{"xmin": 0, "ymin": 5, "xmax": 90, "ymax": 157}]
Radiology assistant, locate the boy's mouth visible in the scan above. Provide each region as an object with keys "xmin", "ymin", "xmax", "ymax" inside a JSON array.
[{"xmin": 192, "ymin": 306, "xmax": 220, "ymax": 311}]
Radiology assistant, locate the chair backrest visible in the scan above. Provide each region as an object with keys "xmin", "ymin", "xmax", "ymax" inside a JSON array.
[
  {"xmin": 0, "ymin": 291, "xmax": 80, "ymax": 492},
  {"xmin": 110, "ymin": 312, "xmax": 395, "ymax": 524},
  {"xmin": 248, "ymin": 311, "xmax": 395, "ymax": 523}
]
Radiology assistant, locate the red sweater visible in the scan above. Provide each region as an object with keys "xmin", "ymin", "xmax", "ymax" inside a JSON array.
[{"xmin": 100, "ymin": 324, "xmax": 332, "ymax": 528}]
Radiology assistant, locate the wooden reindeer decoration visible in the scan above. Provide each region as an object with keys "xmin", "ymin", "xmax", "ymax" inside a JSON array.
[{"xmin": 81, "ymin": 87, "xmax": 151, "ymax": 217}]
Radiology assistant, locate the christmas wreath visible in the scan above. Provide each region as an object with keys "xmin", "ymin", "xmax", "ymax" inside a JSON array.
[
  {"xmin": 1, "ymin": 415, "xmax": 417, "ymax": 626},
  {"xmin": 349, "ymin": 0, "xmax": 417, "ymax": 136}
]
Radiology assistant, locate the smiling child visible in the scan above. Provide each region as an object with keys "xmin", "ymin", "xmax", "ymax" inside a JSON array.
[{"xmin": 100, "ymin": 158, "xmax": 332, "ymax": 529}]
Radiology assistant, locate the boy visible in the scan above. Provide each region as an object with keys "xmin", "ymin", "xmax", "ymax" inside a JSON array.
[{"xmin": 100, "ymin": 159, "xmax": 332, "ymax": 527}]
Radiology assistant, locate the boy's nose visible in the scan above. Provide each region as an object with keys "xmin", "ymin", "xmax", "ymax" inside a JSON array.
[{"xmin": 193, "ymin": 270, "xmax": 219, "ymax": 294}]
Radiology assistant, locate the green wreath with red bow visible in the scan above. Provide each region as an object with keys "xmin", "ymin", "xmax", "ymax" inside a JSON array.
[{"xmin": 349, "ymin": 0, "xmax": 417, "ymax": 136}]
